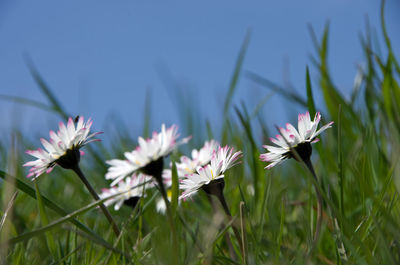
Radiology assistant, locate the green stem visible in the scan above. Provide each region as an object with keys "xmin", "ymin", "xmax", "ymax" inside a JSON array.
[
  {"xmin": 206, "ymin": 194, "xmax": 237, "ymax": 260},
  {"xmin": 154, "ymin": 173, "xmax": 179, "ymax": 265},
  {"xmin": 72, "ymin": 166, "xmax": 120, "ymax": 237},
  {"xmin": 303, "ymin": 158, "xmax": 323, "ymax": 255},
  {"xmin": 217, "ymin": 194, "xmax": 244, "ymax": 252},
  {"xmin": 209, "ymin": 188, "xmax": 244, "ymax": 260}
]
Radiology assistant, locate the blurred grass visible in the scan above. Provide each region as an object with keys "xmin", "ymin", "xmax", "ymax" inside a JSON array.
[{"xmin": 1, "ymin": 3, "xmax": 400, "ymax": 264}]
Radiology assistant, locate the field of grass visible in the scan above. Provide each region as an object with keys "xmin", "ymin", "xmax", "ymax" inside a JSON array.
[{"xmin": 1, "ymin": 2, "xmax": 400, "ymax": 265}]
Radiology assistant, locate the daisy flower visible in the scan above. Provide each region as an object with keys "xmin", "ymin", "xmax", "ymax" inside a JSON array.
[
  {"xmin": 24, "ymin": 116, "xmax": 102, "ymax": 179},
  {"xmin": 24, "ymin": 116, "xmax": 120, "ymax": 236},
  {"xmin": 260, "ymin": 111, "xmax": 333, "ymax": 169},
  {"xmin": 100, "ymin": 174, "xmax": 152, "ymax": 210},
  {"xmin": 106, "ymin": 124, "xmax": 190, "ymax": 185},
  {"xmin": 163, "ymin": 139, "xmax": 219, "ymax": 181},
  {"xmin": 154, "ymin": 138, "xmax": 217, "ymax": 213},
  {"xmin": 179, "ymin": 145, "xmax": 243, "ymax": 252},
  {"xmin": 188, "ymin": 140, "xmax": 220, "ymax": 168},
  {"xmin": 179, "ymin": 145, "xmax": 242, "ymax": 200}
]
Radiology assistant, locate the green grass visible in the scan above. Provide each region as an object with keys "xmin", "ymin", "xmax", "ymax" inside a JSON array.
[{"xmin": 1, "ymin": 2, "xmax": 400, "ymax": 264}]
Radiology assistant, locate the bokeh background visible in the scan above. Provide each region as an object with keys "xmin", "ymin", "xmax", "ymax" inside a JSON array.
[{"xmin": 1, "ymin": 0, "xmax": 399, "ymax": 138}]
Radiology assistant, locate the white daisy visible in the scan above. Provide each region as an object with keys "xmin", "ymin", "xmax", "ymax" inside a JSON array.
[
  {"xmin": 260, "ymin": 111, "xmax": 333, "ymax": 169},
  {"xmin": 100, "ymin": 174, "xmax": 152, "ymax": 210},
  {"xmin": 213, "ymin": 144, "xmax": 243, "ymax": 173},
  {"xmin": 163, "ymin": 139, "xmax": 219, "ymax": 182},
  {"xmin": 179, "ymin": 145, "xmax": 242, "ymax": 199},
  {"xmin": 23, "ymin": 116, "xmax": 102, "ymax": 179},
  {"xmin": 106, "ymin": 124, "xmax": 190, "ymax": 185},
  {"xmin": 189, "ymin": 140, "xmax": 220, "ymax": 168}
]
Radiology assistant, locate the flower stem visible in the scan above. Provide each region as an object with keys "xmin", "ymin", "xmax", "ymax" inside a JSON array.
[
  {"xmin": 217, "ymin": 193, "xmax": 244, "ymax": 252},
  {"xmin": 206, "ymin": 194, "xmax": 237, "ymax": 261},
  {"xmin": 303, "ymin": 158, "xmax": 323, "ymax": 255},
  {"xmin": 154, "ymin": 172, "xmax": 180, "ymax": 265},
  {"xmin": 208, "ymin": 187, "xmax": 244, "ymax": 260},
  {"xmin": 72, "ymin": 165, "xmax": 120, "ymax": 236}
]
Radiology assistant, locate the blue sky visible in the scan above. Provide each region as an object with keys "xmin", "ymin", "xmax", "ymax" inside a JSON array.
[{"xmin": 0, "ymin": 0, "xmax": 399, "ymax": 140}]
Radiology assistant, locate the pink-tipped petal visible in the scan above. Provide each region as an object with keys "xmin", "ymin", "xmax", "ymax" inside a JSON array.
[
  {"xmin": 68, "ymin": 117, "xmax": 74, "ymax": 127},
  {"xmin": 312, "ymin": 138, "xmax": 320, "ymax": 143}
]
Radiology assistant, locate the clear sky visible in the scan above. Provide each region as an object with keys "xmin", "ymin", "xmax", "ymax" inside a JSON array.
[{"xmin": 0, "ymin": 0, "xmax": 399, "ymax": 140}]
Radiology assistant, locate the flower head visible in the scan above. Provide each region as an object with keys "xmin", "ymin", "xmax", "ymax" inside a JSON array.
[
  {"xmin": 260, "ymin": 111, "xmax": 333, "ymax": 169},
  {"xmin": 23, "ymin": 117, "xmax": 102, "ymax": 179},
  {"xmin": 179, "ymin": 145, "xmax": 242, "ymax": 199},
  {"xmin": 150, "ymin": 140, "xmax": 218, "ymax": 213},
  {"xmin": 163, "ymin": 139, "xmax": 219, "ymax": 182},
  {"xmin": 189, "ymin": 140, "xmax": 220, "ymax": 168},
  {"xmin": 100, "ymin": 174, "xmax": 152, "ymax": 210},
  {"xmin": 106, "ymin": 124, "xmax": 190, "ymax": 185}
]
